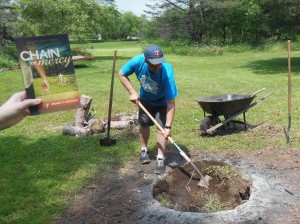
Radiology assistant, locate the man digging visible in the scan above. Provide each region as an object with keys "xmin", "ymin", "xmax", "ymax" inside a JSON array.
[{"xmin": 118, "ymin": 45, "xmax": 178, "ymax": 174}]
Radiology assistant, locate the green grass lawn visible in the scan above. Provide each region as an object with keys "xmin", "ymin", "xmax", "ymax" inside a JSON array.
[{"xmin": 0, "ymin": 40, "xmax": 300, "ymax": 223}]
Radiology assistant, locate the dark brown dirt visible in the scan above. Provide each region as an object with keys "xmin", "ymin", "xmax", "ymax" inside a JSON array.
[
  {"xmin": 153, "ymin": 160, "xmax": 251, "ymax": 212},
  {"xmin": 55, "ymin": 123, "xmax": 300, "ymax": 224}
]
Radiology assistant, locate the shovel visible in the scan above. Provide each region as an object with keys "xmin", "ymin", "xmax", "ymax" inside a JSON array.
[
  {"xmin": 100, "ymin": 50, "xmax": 117, "ymax": 146},
  {"xmin": 138, "ymin": 101, "xmax": 212, "ymax": 188}
]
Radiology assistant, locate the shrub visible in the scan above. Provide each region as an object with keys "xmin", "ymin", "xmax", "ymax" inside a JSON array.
[
  {"xmin": 0, "ymin": 44, "xmax": 19, "ymax": 69},
  {"xmin": 71, "ymin": 47, "xmax": 92, "ymax": 56},
  {"xmin": 139, "ymin": 39, "xmax": 223, "ymax": 56}
]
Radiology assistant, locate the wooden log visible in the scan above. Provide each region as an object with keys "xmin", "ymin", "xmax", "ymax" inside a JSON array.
[
  {"xmin": 106, "ymin": 120, "xmax": 135, "ymax": 130},
  {"xmin": 88, "ymin": 118, "xmax": 104, "ymax": 134},
  {"xmin": 102, "ymin": 112, "xmax": 138, "ymax": 130},
  {"xmin": 63, "ymin": 100, "xmax": 137, "ymax": 136},
  {"xmin": 102, "ymin": 112, "xmax": 138, "ymax": 122},
  {"xmin": 75, "ymin": 95, "xmax": 93, "ymax": 127},
  {"xmin": 119, "ymin": 113, "xmax": 138, "ymax": 121},
  {"xmin": 62, "ymin": 124, "xmax": 92, "ymax": 136}
]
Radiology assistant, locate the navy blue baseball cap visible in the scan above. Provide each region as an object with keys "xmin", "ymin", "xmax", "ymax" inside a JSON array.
[{"xmin": 144, "ymin": 45, "xmax": 166, "ymax": 65}]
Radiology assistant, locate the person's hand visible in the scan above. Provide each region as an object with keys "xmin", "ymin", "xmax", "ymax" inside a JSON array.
[
  {"xmin": 41, "ymin": 79, "xmax": 49, "ymax": 91},
  {"xmin": 129, "ymin": 91, "xmax": 139, "ymax": 105},
  {"xmin": 0, "ymin": 91, "xmax": 41, "ymax": 130},
  {"xmin": 163, "ymin": 128, "xmax": 171, "ymax": 139}
]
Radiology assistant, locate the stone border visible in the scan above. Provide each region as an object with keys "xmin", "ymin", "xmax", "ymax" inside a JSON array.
[{"xmin": 131, "ymin": 157, "xmax": 298, "ymax": 224}]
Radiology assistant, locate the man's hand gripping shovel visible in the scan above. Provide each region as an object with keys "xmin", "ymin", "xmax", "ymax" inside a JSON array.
[{"xmin": 138, "ymin": 101, "xmax": 212, "ymax": 188}]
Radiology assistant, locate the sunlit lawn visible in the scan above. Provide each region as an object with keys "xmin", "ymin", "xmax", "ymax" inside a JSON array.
[{"xmin": 0, "ymin": 40, "xmax": 300, "ymax": 223}]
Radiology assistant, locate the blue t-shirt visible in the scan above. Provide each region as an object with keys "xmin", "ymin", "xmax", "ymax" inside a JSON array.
[{"xmin": 121, "ymin": 54, "xmax": 178, "ymax": 106}]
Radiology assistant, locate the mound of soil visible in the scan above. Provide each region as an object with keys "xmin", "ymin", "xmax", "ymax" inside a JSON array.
[{"xmin": 153, "ymin": 160, "xmax": 251, "ymax": 212}]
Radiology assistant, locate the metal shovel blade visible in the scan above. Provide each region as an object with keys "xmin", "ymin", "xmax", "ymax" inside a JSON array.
[
  {"xmin": 100, "ymin": 137, "xmax": 116, "ymax": 146},
  {"xmin": 197, "ymin": 175, "xmax": 212, "ymax": 188},
  {"xmin": 187, "ymin": 159, "xmax": 212, "ymax": 188}
]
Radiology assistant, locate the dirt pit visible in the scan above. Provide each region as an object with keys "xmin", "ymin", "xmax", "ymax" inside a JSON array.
[
  {"xmin": 55, "ymin": 146, "xmax": 300, "ymax": 224},
  {"xmin": 153, "ymin": 160, "xmax": 251, "ymax": 213},
  {"xmin": 55, "ymin": 123, "xmax": 300, "ymax": 224}
]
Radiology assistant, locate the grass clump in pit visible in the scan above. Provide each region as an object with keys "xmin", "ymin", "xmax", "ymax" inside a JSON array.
[{"xmin": 202, "ymin": 194, "xmax": 226, "ymax": 212}]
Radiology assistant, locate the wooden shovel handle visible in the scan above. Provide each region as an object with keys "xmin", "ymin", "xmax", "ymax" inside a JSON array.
[
  {"xmin": 288, "ymin": 40, "xmax": 291, "ymax": 117},
  {"xmin": 138, "ymin": 101, "xmax": 165, "ymax": 133},
  {"xmin": 106, "ymin": 50, "xmax": 117, "ymax": 138},
  {"xmin": 251, "ymin": 88, "xmax": 265, "ymax": 97},
  {"xmin": 138, "ymin": 102, "xmax": 176, "ymax": 142},
  {"xmin": 138, "ymin": 102, "xmax": 207, "ymax": 180}
]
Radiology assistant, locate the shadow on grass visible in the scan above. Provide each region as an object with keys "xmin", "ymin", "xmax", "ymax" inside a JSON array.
[
  {"xmin": 0, "ymin": 133, "xmax": 137, "ymax": 223},
  {"xmin": 74, "ymin": 64, "xmax": 90, "ymax": 69},
  {"xmin": 199, "ymin": 122, "xmax": 262, "ymax": 137},
  {"xmin": 147, "ymin": 142, "xmax": 192, "ymax": 166},
  {"xmin": 241, "ymin": 57, "xmax": 300, "ymax": 75}
]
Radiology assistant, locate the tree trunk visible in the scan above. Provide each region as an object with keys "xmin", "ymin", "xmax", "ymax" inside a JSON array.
[
  {"xmin": 223, "ymin": 24, "xmax": 226, "ymax": 43},
  {"xmin": 75, "ymin": 95, "xmax": 93, "ymax": 127},
  {"xmin": 186, "ymin": 0, "xmax": 205, "ymax": 43}
]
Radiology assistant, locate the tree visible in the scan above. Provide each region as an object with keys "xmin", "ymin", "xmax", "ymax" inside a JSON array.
[
  {"xmin": 145, "ymin": 0, "xmax": 207, "ymax": 42},
  {"xmin": 260, "ymin": 0, "xmax": 300, "ymax": 40},
  {"xmin": 16, "ymin": 0, "xmax": 116, "ymax": 40},
  {"xmin": 201, "ymin": 0, "xmax": 239, "ymax": 44},
  {"xmin": 154, "ymin": 8, "xmax": 188, "ymax": 40},
  {"xmin": 145, "ymin": 0, "xmax": 300, "ymax": 43},
  {"xmin": 0, "ymin": 0, "xmax": 19, "ymax": 47},
  {"xmin": 226, "ymin": 0, "xmax": 265, "ymax": 43},
  {"xmin": 118, "ymin": 12, "xmax": 145, "ymax": 39},
  {"xmin": 92, "ymin": 6, "xmax": 122, "ymax": 40}
]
